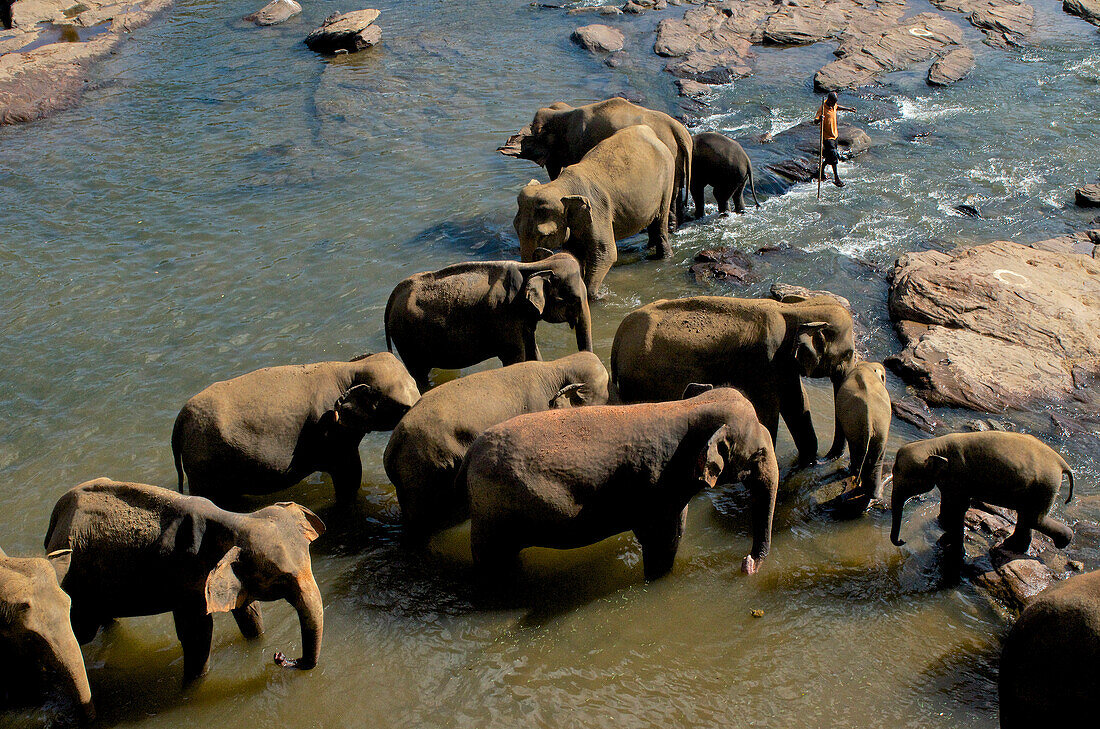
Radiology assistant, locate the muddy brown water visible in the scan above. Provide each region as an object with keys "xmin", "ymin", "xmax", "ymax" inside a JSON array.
[{"xmin": 1, "ymin": 0, "xmax": 1099, "ymax": 726}]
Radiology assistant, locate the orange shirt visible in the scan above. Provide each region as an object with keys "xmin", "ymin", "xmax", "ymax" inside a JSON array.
[{"xmin": 815, "ymin": 103, "xmax": 838, "ymax": 141}]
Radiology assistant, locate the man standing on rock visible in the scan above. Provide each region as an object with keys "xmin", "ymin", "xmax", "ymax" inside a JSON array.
[{"xmin": 814, "ymin": 92, "xmax": 854, "ymax": 187}]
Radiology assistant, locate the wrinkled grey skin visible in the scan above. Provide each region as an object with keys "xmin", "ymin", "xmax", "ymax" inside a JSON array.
[
  {"xmin": 891, "ymin": 432, "xmax": 1074, "ymax": 582},
  {"xmin": 611, "ymin": 295, "xmax": 856, "ymax": 467},
  {"xmin": 514, "ymin": 126, "xmax": 675, "ymax": 299},
  {"xmin": 173, "ymin": 353, "xmax": 419, "ymax": 503},
  {"xmin": 462, "ymin": 387, "xmax": 779, "ymax": 580},
  {"xmin": 384, "ymin": 352, "xmax": 611, "ymax": 537},
  {"xmin": 825, "ymin": 361, "xmax": 891, "ymax": 512},
  {"xmin": 502, "ymin": 97, "xmax": 693, "ymax": 225},
  {"xmin": 384, "ymin": 252, "xmax": 593, "ymax": 391},
  {"xmin": 690, "ymin": 132, "xmax": 760, "ymax": 217},
  {"xmin": 44, "ymin": 479, "xmax": 326, "ymax": 684},
  {"xmin": 999, "ymin": 569, "xmax": 1100, "ymax": 728},
  {"xmin": 0, "ymin": 548, "xmax": 94, "ymax": 725}
]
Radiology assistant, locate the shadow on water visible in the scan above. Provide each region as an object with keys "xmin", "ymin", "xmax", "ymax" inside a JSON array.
[
  {"xmin": 401, "ymin": 217, "xmax": 518, "ymax": 261},
  {"xmin": 913, "ymin": 639, "xmax": 1002, "ymax": 725}
]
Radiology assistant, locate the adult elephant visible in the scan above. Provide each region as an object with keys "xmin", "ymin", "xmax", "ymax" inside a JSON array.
[
  {"xmin": 514, "ymin": 125, "xmax": 675, "ymax": 298},
  {"xmin": 45, "ymin": 479, "xmax": 326, "ymax": 684},
  {"xmin": 173, "ymin": 353, "xmax": 419, "ymax": 503},
  {"xmin": 384, "ymin": 252, "xmax": 592, "ymax": 390},
  {"xmin": 0, "ymin": 547, "xmax": 94, "ymax": 724},
  {"xmin": 999, "ymin": 568, "xmax": 1100, "ymax": 728},
  {"xmin": 499, "ymin": 97, "xmax": 693, "ymax": 226},
  {"xmin": 611, "ymin": 296, "xmax": 855, "ymax": 467},
  {"xmin": 384, "ymin": 351, "xmax": 610, "ymax": 537}
]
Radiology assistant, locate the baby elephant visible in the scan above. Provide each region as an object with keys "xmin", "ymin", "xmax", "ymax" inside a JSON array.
[
  {"xmin": 691, "ymin": 131, "xmax": 759, "ymax": 218},
  {"xmin": 45, "ymin": 479, "xmax": 326, "ymax": 684},
  {"xmin": 0, "ymin": 548, "xmax": 94, "ymax": 724},
  {"xmin": 384, "ymin": 252, "xmax": 592, "ymax": 391},
  {"xmin": 462, "ymin": 386, "xmax": 779, "ymax": 580},
  {"xmin": 384, "ymin": 352, "xmax": 610, "ymax": 538},
  {"xmin": 825, "ymin": 361, "xmax": 891, "ymax": 513},
  {"xmin": 891, "ymin": 432, "xmax": 1074, "ymax": 579},
  {"xmin": 173, "ymin": 352, "xmax": 419, "ymax": 503}
]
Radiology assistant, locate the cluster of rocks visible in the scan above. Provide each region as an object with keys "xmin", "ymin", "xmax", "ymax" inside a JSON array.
[{"xmin": 928, "ymin": 0, "xmax": 1033, "ymax": 49}]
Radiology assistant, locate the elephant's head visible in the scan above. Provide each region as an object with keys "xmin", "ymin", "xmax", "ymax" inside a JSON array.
[
  {"xmin": 326, "ymin": 353, "xmax": 420, "ymax": 435},
  {"xmin": 513, "ymin": 184, "xmax": 593, "ymax": 263},
  {"xmin": 205, "ymin": 503, "xmax": 327, "ymax": 670},
  {"xmin": 520, "ymin": 251, "xmax": 593, "ymax": 352},
  {"xmin": 793, "ymin": 318, "xmax": 855, "ymax": 382},
  {"xmin": 889, "ymin": 446, "xmax": 946, "ymax": 546},
  {"xmin": 0, "ymin": 549, "xmax": 95, "ymax": 723}
]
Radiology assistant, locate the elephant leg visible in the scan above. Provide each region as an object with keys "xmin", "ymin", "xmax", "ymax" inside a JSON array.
[
  {"xmin": 937, "ymin": 494, "xmax": 969, "ymax": 583},
  {"xmin": 1035, "ymin": 515, "xmax": 1073, "ymax": 549},
  {"xmin": 732, "ymin": 181, "xmax": 747, "ymax": 214},
  {"xmin": 778, "ymin": 375, "xmax": 818, "ymax": 468},
  {"xmin": 1001, "ymin": 520, "xmax": 1035, "ymax": 554},
  {"xmin": 173, "ymin": 608, "xmax": 214, "ymax": 684},
  {"xmin": 69, "ymin": 606, "xmax": 103, "ymax": 645},
  {"xmin": 232, "ymin": 601, "xmax": 264, "ymax": 640},
  {"xmin": 586, "ymin": 241, "xmax": 617, "ymax": 298},
  {"xmin": 522, "ymin": 326, "xmax": 542, "ymax": 362},
  {"xmin": 756, "ymin": 396, "xmax": 781, "ymax": 448},
  {"xmin": 634, "ymin": 506, "xmax": 688, "ymax": 581},
  {"xmin": 330, "ymin": 452, "xmax": 363, "ymax": 502},
  {"xmin": 470, "ymin": 525, "xmax": 521, "ymax": 577},
  {"xmin": 864, "ymin": 438, "xmax": 886, "ymax": 500},
  {"xmin": 647, "ymin": 216, "xmax": 672, "ymax": 260},
  {"xmin": 691, "ymin": 182, "xmax": 706, "ymax": 220},
  {"xmin": 714, "ymin": 186, "xmax": 732, "ymax": 216}
]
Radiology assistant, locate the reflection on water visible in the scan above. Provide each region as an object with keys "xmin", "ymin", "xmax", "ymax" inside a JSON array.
[{"xmin": 1, "ymin": 0, "xmax": 1099, "ymax": 726}]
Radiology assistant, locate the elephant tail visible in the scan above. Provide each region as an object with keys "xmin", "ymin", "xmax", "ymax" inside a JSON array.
[
  {"xmin": 748, "ymin": 159, "xmax": 760, "ymax": 208},
  {"xmin": 171, "ymin": 410, "xmax": 186, "ymax": 493},
  {"xmin": 1060, "ymin": 457, "xmax": 1074, "ymax": 504}
]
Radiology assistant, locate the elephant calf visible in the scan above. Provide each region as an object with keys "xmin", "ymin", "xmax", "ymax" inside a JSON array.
[
  {"xmin": 891, "ymin": 432, "xmax": 1074, "ymax": 580},
  {"xmin": 384, "ymin": 253, "xmax": 592, "ymax": 390},
  {"xmin": 385, "ymin": 352, "xmax": 610, "ymax": 537},
  {"xmin": 45, "ymin": 479, "xmax": 326, "ymax": 684},
  {"xmin": 826, "ymin": 361, "xmax": 891, "ymax": 512},
  {"xmin": 691, "ymin": 131, "xmax": 759, "ymax": 218},
  {"xmin": 0, "ymin": 548, "xmax": 94, "ymax": 724},
  {"xmin": 514, "ymin": 124, "xmax": 676, "ymax": 299},
  {"xmin": 173, "ymin": 352, "xmax": 419, "ymax": 503},
  {"xmin": 462, "ymin": 386, "xmax": 779, "ymax": 580},
  {"xmin": 999, "ymin": 569, "xmax": 1100, "ymax": 728}
]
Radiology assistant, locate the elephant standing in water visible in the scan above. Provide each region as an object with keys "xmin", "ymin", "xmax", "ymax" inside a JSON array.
[
  {"xmin": 514, "ymin": 125, "xmax": 675, "ymax": 298},
  {"xmin": 499, "ymin": 97, "xmax": 693, "ymax": 225},
  {"xmin": 611, "ymin": 295, "xmax": 855, "ymax": 467},
  {"xmin": 999, "ymin": 568, "xmax": 1100, "ymax": 728},
  {"xmin": 0, "ymin": 547, "xmax": 94, "ymax": 724},
  {"xmin": 825, "ymin": 360, "xmax": 891, "ymax": 513},
  {"xmin": 45, "ymin": 479, "xmax": 326, "ymax": 684},
  {"xmin": 384, "ymin": 252, "xmax": 592, "ymax": 390},
  {"xmin": 461, "ymin": 386, "xmax": 779, "ymax": 580},
  {"xmin": 384, "ymin": 352, "xmax": 610, "ymax": 537},
  {"xmin": 691, "ymin": 131, "xmax": 760, "ymax": 217},
  {"xmin": 173, "ymin": 352, "xmax": 419, "ymax": 503},
  {"xmin": 890, "ymin": 432, "xmax": 1074, "ymax": 581}
]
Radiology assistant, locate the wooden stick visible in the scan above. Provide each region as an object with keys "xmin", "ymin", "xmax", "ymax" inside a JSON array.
[{"xmin": 817, "ymin": 100, "xmax": 824, "ymax": 201}]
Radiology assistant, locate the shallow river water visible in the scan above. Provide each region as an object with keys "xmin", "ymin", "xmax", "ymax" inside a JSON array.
[{"xmin": 2, "ymin": 0, "xmax": 1100, "ymax": 726}]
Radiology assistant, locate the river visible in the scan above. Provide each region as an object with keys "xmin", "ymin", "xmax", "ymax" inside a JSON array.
[{"xmin": 2, "ymin": 0, "xmax": 1099, "ymax": 726}]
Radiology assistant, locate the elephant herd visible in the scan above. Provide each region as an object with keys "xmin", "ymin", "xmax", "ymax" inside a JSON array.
[{"xmin": 1, "ymin": 97, "xmax": 1093, "ymax": 727}]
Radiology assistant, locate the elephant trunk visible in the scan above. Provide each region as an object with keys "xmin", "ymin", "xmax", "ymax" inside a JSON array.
[
  {"xmin": 277, "ymin": 572, "xmax": 323, "ymax": 670},
  {"xmin": 575, "ymin": 297, "xmax": 593, "ymax": 353},
  {"xmin": 891, "ymin": 491, "xmax": 907, "ymax": 546},
  {"xmin": 44, "ymin": 628, "xmax": 95, "ymax": 723},
  {"xmin": 743, "ymin": 446, "xmax": 780, "ymax": 575}
]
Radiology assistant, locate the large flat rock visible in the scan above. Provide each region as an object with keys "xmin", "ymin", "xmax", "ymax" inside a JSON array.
[
  {"xmin": 930, "ymin": 0, "xmax": 1034, "ymax": 48},
  {"xmin": 572, "ymin": 23, "xmax": 625, "ymax": 53},
  {"xmin": 927, "ymin": 46, "xmax": 974, "ymax": 85},
  {"xmin": 887, "ymin": 237, "xmax": 1100, "ymax": 412}
]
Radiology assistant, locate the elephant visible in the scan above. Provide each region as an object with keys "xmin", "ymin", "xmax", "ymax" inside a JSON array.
[
  {"xmin": 999, "ymin": 568, "xmax": 1100, "ymax": 728},
  {"xmin": 383, "ymin": 252, "xmax": 592, "ymax": 390},
  {"xmin": 513, "ymin": 125, "xmax": 675, "ymax": 299},
  {"xmin": 690, "ymin": 132, "xmax": 760, "ymax": 217},
  {"xmin": 173, "ymin": 352, "xmax": 419, "ymax": 503},
  {"xmin": 44, "ymin": 479, "xmax": 326, "ymax": 684},
  {"xmin": 0, "ymin": 547, "xmax": 94, "ymax": 724},
  {"xmin": 824, "ymin": 361, "xmax": 891, "ymax": 512},
  {"xmin": 384, "ymin": 351, "xmax": 610, "ymax": 537},
  {"xmin": 890, "ymin": 432, "xmax": 1074, "ymax": 581},
  {"xmin": 611, "ymin": 295, "xmax": 856, "ymax": 467},
  {"xmin": 461, "ymin": 386, "xmax": 780, "ymax": 580},
  {"xmin": 499, "ymin": 97, "xmax": 693, "ymax": 225}
]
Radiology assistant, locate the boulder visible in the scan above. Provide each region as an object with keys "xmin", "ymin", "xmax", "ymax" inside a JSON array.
[
  {"xmin": 571, "ymin": 23, "xmax": 625, "ymax": 53},
  {"xmin": 762, "ymin": 121, "xmax": 872, "ymax": 184},
  {"xmin": 1064, "ymin": 0, "xmax": 1100, "ymax": 25},
  {"xmin": 691, "ymin": 248, "xmax": 756, "ymax": 284},
  {"xmin": 886, "ymin": 238, "xmax": 1100, "ymax": 412},
  {"xmin": 1076, "ymin": 183, "xmax": 1100, "ymax": 207},
  {"xmin": 304, "ymin": 9, "xmax": 381, "ymax": 55},
  {"xmin": 891, "ymin": 395, "xmax": 945, "ymax": 433},
  {"xmin": 243, "ymin": 0, "xmax": 301, "ymax": 26},
  {"xmin": 974, "ymin": 558, "xmax": 1059, "ymax": 612},
  {"xmin": 927, "ymin": 46, "xmax": 974, "ymax": 85}
]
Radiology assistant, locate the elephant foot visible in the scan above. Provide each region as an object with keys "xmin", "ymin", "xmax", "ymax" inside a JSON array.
[
  {"xmin": 741, "ymin": 554, "xmax": 759, "ymax": 574},
  {"xmin": 273, "ymin": 652, "xmax": 315, "ymax": 670}
]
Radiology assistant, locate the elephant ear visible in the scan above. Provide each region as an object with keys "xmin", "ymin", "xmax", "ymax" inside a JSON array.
[
  {"xmin": 562, "ymin": 195, "xmax": 593, "ymax": 233},
  {"xmin": 927, "ymin": 454, "xmax": 949, "ymax": 478},
  {"xmin": 795, "ymin": 321, "xmax": 829, "ymax": 374},
  {"xmin": 205, "ymin": 546, "xmax": 245, "ymax": 614},
  {"xmin": 522, "ymin": 270, "xmax": 552, "ymax": 318},
  {"xmin": 275, "ymin": 502, "xmax": 327, "ymax": 543},
  {"xmin": 697, "ymin": 424, "xmax": 732, "ymax": 488},
  {"xmin": 549, "ymin": 382, "xmax": 588, "ymax": 409},
  {"xmin": 45, "ymin": 549, "xmax": 72, "ymax": 584},
  {"xmin": 681, "ymin": 383, "xmax": 714, "ymax": 400}
]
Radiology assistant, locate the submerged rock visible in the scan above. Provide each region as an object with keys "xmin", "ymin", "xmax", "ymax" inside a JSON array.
[
  {"xmin": 571, "ymin": 23, "xmax": 625, "ymax": 53},
  {"xmin": 305, "ymin": 9, "xmax": 381, "ymax": 55},
  {"xmin": 1076, "ymin": 183, "xmax": 1100, "ymax": 207},
  {"xmin": 887, "ymin": 238, "xmax": 1100, "ymax": 412},
  {"xmin": 243, "ymin": 0, "xmax": 301, "ymax": 26},
  {"xmin": 927, "ymin": 46, "xmax": 975, "ymax": 85},
  {"xmin": 891, "ymin": 396, "xmax": 945, "ymax": 433}
]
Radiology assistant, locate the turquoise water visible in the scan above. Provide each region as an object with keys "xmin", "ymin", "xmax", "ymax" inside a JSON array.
[{"xmin": 1, "ymin": 0, "xmax": 1099, "ymax": 726}]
